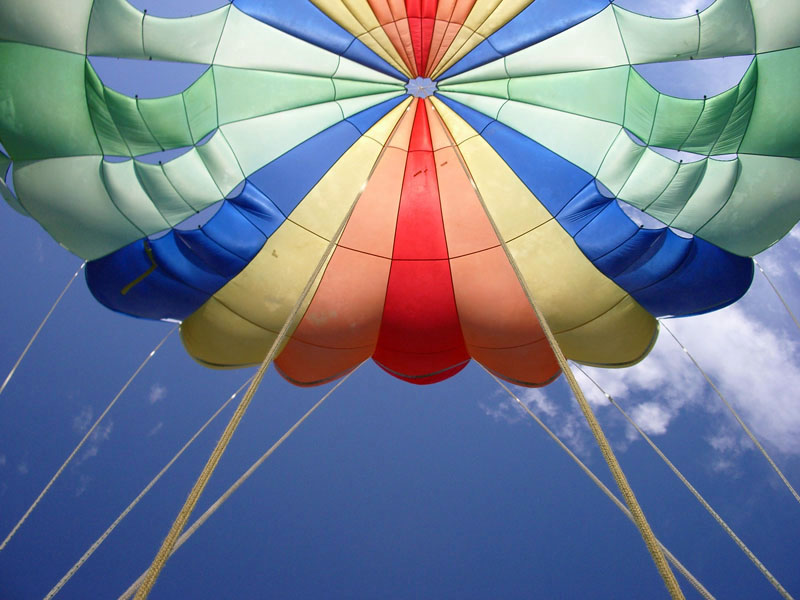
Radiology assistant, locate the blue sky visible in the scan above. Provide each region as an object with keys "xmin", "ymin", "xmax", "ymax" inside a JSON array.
[{"xmin": 2, "ymin": 1, "xmax": 800, "ymax": 598}]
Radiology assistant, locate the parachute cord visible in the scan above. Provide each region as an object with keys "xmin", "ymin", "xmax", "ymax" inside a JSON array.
[
  {"xmin": 0, "ymin": 326, "xmax": 176, "ymax": 553},
  {"xmin": 572, "ymin": 363, "xmax": 795, "ymax": 600},
  {"xmin": 660, "ymin": 320, "xmax": 800, "ymax": 505},
  {"xmin": 131, "ymin": 129, "xmax": 388, "ymax": 598},
  {"xmin": 43, "ymin": 375, "xmax": 255, "ymax": 600},
  {"xmin": 430, "ymin": 102, "xmax": 684, "ymax": 600},
  {"xmin": 0, "ymin": 261, "xmax": 85, "ymax": 399},
  {"xmin": 119, "ymin": 365, "xmax": 358, "ymax": 600},
  {"xmin": 753, "ymin": 258, "xmax": 800, "ymax": 332},
  {"xmin": 483, "ymin": 367, "xmax": 713, "ymax": 600}
]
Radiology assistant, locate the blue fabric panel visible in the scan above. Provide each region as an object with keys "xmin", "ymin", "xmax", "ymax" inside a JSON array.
[
  {"xmin": 233, "ymin": 0, "xmax": 405, "ymax": 80},
  {"xmin": 439, "ymin": 95, "xmax": 753, "ymax": 317},
  {"xmin": 248, "ymin": 121, "xmax": 362, "ymax": 216},
  {"xmin": 436, "ymin": 94, "xmax": 494, "ymax": 134},
  {"xmin": 190, "ymin": 201, "xmax": 267, "ymax": 263},
  {"xmin": 554, "ymin": 181, "xmax": 609, "ymax": 236},
  {"xmin": 479, "ymin": 121, "xmax": 593, "ymax": 214},
  {"xmin": 86, "ymin": 199, "xmax": 271, "ymax": 321},
  {"xmin": 439, "ymin": 0, "xmax": 608, "ymax": 79},
  {"xmin": 593, "ymin": 228, "xmax": 665, "ymax": 277},
  {"xmin": 615, "ymin": 233, "xmax": 691, "ymax": 290},
  {"xmin": 346, "ymin": 95, "xmax": 406, "ymax": 134},
  {"xmin": 228, "ymin": 182, "xmax": 285, "ymax": 237},
  {"xmin": 86, "ymin": 241, "xmax": 212, "ymax": 320},
  {"xmin": 634, "ymin": 239, "xmax": 754, "ymax": 316},
  {"xmin": 574, "ymin": 202, "xmax": 640, "ymax": 261},
  {"xmin": 150, "ymin": 234, "xmax": 230, "ymax": 293}
]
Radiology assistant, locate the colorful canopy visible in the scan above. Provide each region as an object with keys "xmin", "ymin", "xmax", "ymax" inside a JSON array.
[{"xmin": 1, "ymin": 0, "xmax": 798, "ymax": 386}]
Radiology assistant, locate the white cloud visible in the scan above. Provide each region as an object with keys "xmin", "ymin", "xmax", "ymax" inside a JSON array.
[
  {"xmin": 17, "ymin": 461, "xmax": 28, "ymax": 475},
  {"xmin": 629, "ymin": 402, "xmax": 672, "ymax": 436},
  {"xmin": 76, "ymin": 420, "xmax": 114, "ymax": 465},
  {"xmin": 72, "ymin": 406, "xmax": 93, "ymax": 434},
  {"xmin": 149, "ymin": 383, "xmax": 167, "ymax": 404},
  {"xmin": 0, "ymin": 453, "xmax": 6, "ymax": 467},
  {"xmin": 148, "ymin": 421, "xmax": 164, "ymax": 437},
  {"xmin": 75, "ymin": 474, "xmax": 92, "ymax": 497}
]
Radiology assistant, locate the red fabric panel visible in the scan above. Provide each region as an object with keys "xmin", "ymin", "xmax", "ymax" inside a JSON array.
[
  {"xmin": 406, "ymin": 0, "xmax": 438, "ymax": 76},
  {"xmin": 374, "ymin": 99, "xmax": 469, "ymax": 382}
]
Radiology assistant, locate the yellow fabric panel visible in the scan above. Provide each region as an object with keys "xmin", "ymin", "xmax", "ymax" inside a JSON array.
[
  {"xmin": 555, "ymin": 297, "xmax": 658, "ymax": 367},
  {"xmin": 508, "ymin": 223, "xmax": 657, "ymax": 366},
  {"xmin": 432, "ymin": 97, "xmax": 656, "ymax": 367},
  {"xmin": 289, "ymin": 136, "xmax": 384, "ymax": 240},
  {"xmin": 290, "ymin": 98, "xmax": 409, "ymax": 240},
  {"xmin": 432, "ymin": 98, "xmax": 550, "ymax": 240},
  {"xmin": 309, "ymin": 0, "xmax": 411, "ymax": 77},
  {"xmin": 432, "ymin": 0, "xmax": 534, "ymax": 79},
  {"xmin": 182, "ymin": 221, "xmax": 331, "ymax": 367}
]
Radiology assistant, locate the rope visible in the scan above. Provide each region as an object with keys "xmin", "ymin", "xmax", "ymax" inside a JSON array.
[
  {"xmin": 119, "ymin": 367, "xmax": 357, "ymax": 600},
  {"xmin": 753, "ymin": 258, "xmax": 800, "ymax": 332},
  {"xmin": 0, "ymin": 326, "xmax": 176, "ymax": 552},
  {"xmin": 44, "ymin": 375, "xmax": 255, "ymax": 600},
  {"xmin": 130, "ymin": 101, "xmax": 410, "ymax": 598},
  {"xmin": 0, "ymin": 261, "xmax": 85, "ymax": 399},
  {"xmin": 431, "ymin": 103, "xmax": 684, "ymax": 599},
  {"xmin": 573, "ymin": 363, "xmax": 795, "ymax": 600},
  {"xmin": 483, "ymin": 367, "xmax": 714, "ymax": 600},
  {"xmin": 660, "ymin": 320, "xmax": 800, "ymax": 506}
]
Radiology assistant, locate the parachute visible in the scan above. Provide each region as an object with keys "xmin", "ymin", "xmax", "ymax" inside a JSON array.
[
  {"xmin": 2, "ymin": 0, "xmax": 798, "ymax": 388},
  {"xmin": 1, "ymin": 1, "xmax": 800, "ymax": 598}
]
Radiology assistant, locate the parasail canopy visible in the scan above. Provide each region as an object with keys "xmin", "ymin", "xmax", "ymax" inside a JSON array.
[{"xmin": 1, "ymin": 0, "xmax": 798, "ymax": 386}]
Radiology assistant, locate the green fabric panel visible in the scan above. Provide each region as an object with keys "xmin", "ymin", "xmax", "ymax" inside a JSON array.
[
  {"xmin": 162, "ymin": 149, "xmax": 225, "ymax": 210},
  {"xmin": 680, "ymin": 86, "xmax": 738, "ymax": 155},
  {"xmin": 751, "ymin": 0, "xmax": 800, "ymax": 52},
  {"xmin": 645, "ymin": 160, "xmax": 707, "ymax": 225},
  {"xmin": 739, "ymin": 49, "xmax": 800, "ymax": 158},
  {"xmin": 441, "ymin": 58, "xmax": 508, "ymax": 85},
  {"xmin": 333, "ymin": 57, "xmax": 405, "ymax": 85},
  {"xmin": 503, "ymin": 8, "xmax": 628, "ymax": 77},
  {"xmin": 87, "ymin": 0, "xmax": 147, "ymax": 59},
  {"xmin": 333, "ymin": 78, "xmax": 406, "ymax": 101},
  {"xmin": 195, "ymin": 133, "xmax": 244, "ymax": 196},
  {"xmin": 439, "ymin": 79, "xmax": 509, "ymax": 100},
  {"xmin": 338, "ymin": 92, "xmax": 404, "ymax": 119},
  {"xmin": 441, "ymin": 91, "xmax": 505, "ymax": 120},
  {"xmin": 596, "ymin": 132, "xmax": 647, "ymax": 196},
  {"xmin": 214, "ymin": 67, "xmax": 336, "ymax": 125},
  {"xmin": 495, "ymin": 99, "xmax": 622, "ymax": 176},
  {"xmin": 84, "ymin": 62, "xmax": 130, "ymax": 156},
  {"xmin": 648, "ymin": 94, "xmax": 703, "ymax": 150},
  {"xmin": 670, "ymin": 158, "xmax": 739, "ymax": 234},
  {"xmin": 507, "ymin": 67, "xmax": 627, "ymax": 124},
  {"xmin": 711, "ymin": 60, "xmax": 757, "ymax": 155},
  {"xmin": 509, "ymin": 66, "xmax": 630, "ymax": 125},
  {"xmin": 100, "ymin": 160, "xmax": 172, "ymax": 232},
  {"xmin": 0, "ymin": 0, "xmax": 92, "ymax": 54},
  {"xmin": 0, "ymin": 178, "xmax": 27, "ymax": 216},
  {"xmin": 618, "ymin": 150, "xmax": 679, "ymax": 210},
  {"xmin": 134, "ymin": 160, "xmax": 199, "ymax": 222},
  {"xmin": 623, "ymin": 69, "xmax": 659, "ymax": 144},
  {"xmin": 138, "ymin": 95, "xmax": 195, "ymax": 149},
  {"xmin": 697, "ymin": 154, "xmax": 800, "ymax": 255},
  {"xmin": 697, "ymin": 0, "xmax": 755, "ymax": 57},
  {"xmin": 183, "ymin": 69, "xmax": 218, "ymax": 144},
  {"xmin": 613, "ymin": 7, "xmax": 699, "ymax": 64},
  {"xmin": 143, "ymin": 7, "xmax": 229, "ymax": 64},
  {"xmin": 214, "ymin": 7, "xmax": 339, "ymax": 77},
  {"xmin": 221, "ymin": 102, "xmax": 344, "ymax": 175},
  {"xmin": 0, "ymin": 152, "xmax": 10, "ymax": 177},
  {"xmin": 103, "ymin": 88, "xmax": 160, "ymax": 156},
  {"xmin": 13, "ymin": 157, "xmax": 144, "ymax": 259},
  {"xmin": 0, "ymin": 43, "xmax": 99, "ymax": 160}
]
